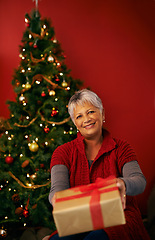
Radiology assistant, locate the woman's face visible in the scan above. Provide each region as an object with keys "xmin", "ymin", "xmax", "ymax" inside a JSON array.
[{"xmin": 73, "ymin": 101, "xmax": 104, "ymax": 139}]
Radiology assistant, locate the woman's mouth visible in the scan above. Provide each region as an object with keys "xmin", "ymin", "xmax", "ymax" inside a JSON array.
[{"xmin": 84, "ymin": 123, "xmax": 95, "ymax": 129}]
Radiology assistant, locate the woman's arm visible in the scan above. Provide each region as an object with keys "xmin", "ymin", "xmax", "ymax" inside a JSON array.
[
  {"xmin": 117, "ymin": 160, "xmax": 146, "ymax": 209},
  {"xmin": 121, "ymin": 160, "xmax": 146, "ymax": 195},
  {"xmin": 48, "ymin": 164, "xmax": 70, "ymax": 206}
]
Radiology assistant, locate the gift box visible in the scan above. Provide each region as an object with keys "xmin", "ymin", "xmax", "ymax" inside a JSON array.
[{"xmin": 52, "ymin": 177, "xmax": 126, "ymax": 237}]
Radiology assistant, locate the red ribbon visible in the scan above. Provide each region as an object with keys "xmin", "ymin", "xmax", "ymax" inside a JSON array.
[{"xmin": 55, "ymin": 176, "xmax": 117, "ymax": 230}]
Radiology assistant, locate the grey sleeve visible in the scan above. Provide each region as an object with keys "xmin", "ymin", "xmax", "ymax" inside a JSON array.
[
  {"xmin": 48, "ymin": 164, "xmax": 70, "ymax": 205},
  {"xmin": 121, "ymin": 160, "xmax": 146, "ymax": 196}
]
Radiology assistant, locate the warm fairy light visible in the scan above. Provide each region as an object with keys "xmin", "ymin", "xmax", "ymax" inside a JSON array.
[
  {"xmin": 23, "ymin": 102, "xmax": 27, "ymax": 106},
  {"xmin": 40, "ymin": 123, "xmax": 43, "ymax": 127},
  {"xmin": 28, "ymin": 67, "xmax": 31, "ymax": 71},
  {"xmin": 19, "ymin": 53, "xmax": 23, "ymax": 58},
  {"xmin": 46, "ymin": 32, "xmax": 49, "ymax": 36},
  {"xmin": 26, "ymin": 116, "xmax": 29, "ymax": 119},
  {"xmin": 22, "ymin": 84, "xmax": 25, "ymax": 88},
  {"xmin": 43, "ymin": 24, "xmax": 46, "ymax": 29},
  {"xmin": 28, "ymin": 143, "xmax": 31, "ymax": 146},
  {"xmin": 60, "ymin": 72, "xmax": 63, "ymax": 76},
  {"xmin": 6, "ymin": 181, "xmax": 8, "ymax": 184},
  {"xmin": 21, "ymin": 205, "xmax": 23, "ymax": 208},
  {"xmin": 23, "ymin": 48, "xmax": 26, "ymax": 51},
  {"xmin": 22, "ymin": 56, "xmax": 25, "ymax": 60},
  {"xmin": 53, "ymin": 39, "xmax": 57, "ymax": 43},
  {"xmin": 25, "ymin": 135, "xmax": 28, "ymax": 138},
  {"xmin": 67, "ymin": 87, "xmax": 70, "ymax": 90},
  {"xmin": 8, "ymin": 137, "xmax": 12, "ymax": 140},
  {"xmin": 27, "ymin": 183, "xmax": 32, "ymax": 187},
  {"xmin": 24, "ymin": 223, "xmax": 26, "ymax": 227},
  {"xmin": 5, "ymin": 131, "xmax": 8, "ymax": 134},
  {"xmin": 20, "ymin": 154, "xmax": 23, "ymax": 157},
  {"xmin": 45, "ymin": 141, "xmax": 48, "ymax": 145},
  {"xmin": 27, "ymin": 174, "xmax": 30, "ymax": 177},
  {"xmin": 64, "ymin": 131, "xmax": 67, "ymax": 134},
  {"xmin": 29, "ymin": 34, "xmax": 32, "ymax": 39},
  {"xmin": 1, "ymin": 185, "xmax": 3, "ymax": 188},
  {"xmin": 21, "ymin": 69, "xmax": 25, "ymax": 73},
  {"xmin": 9, "ymin": 188, "xmax": 11, "ymax": 191},
  {"xmin": 52, "ymin": 124, "xmax": 55, "ymax": 126},
  {"xmin": 5, "ymin": 216, "xmax": 8, "ymax": 219},
  {"xmin": 35, "ymin": 138, "xmax": 39, "ymax": 142},
  {"xmin": 36, "ymin": 80, "xmax": 41, "ymax": 84},
  {"xmin": 55, "ymin": 98, "xmax": 58, "ymax": 101},
  {"xmin": 25, "ymin": 18, "xmax": 29, "ymax": 23},
  {"xmin": 14, "ymin": 189, "xmax": 16, "ymax": 192}
]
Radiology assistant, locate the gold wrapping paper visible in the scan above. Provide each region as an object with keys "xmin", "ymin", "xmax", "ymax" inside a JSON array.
[{"xmin": 52, "ymin": 178, "xmax": 126, "ymax": 237}]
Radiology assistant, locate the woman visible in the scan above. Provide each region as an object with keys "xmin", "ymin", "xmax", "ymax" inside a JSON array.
[{"xmin": 48, "ymin": 89, "xmax": 150, "ymax": 240}]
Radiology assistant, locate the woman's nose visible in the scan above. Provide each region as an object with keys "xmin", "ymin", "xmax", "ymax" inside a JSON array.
[{"xmin": 83, "ymin": 115, "xmax": 90, "ymax": 123}]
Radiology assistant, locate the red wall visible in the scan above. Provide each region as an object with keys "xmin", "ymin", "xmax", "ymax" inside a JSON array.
[{"xmin": 0, "ymin": 0, "xmax": 155, "ymax": 215}]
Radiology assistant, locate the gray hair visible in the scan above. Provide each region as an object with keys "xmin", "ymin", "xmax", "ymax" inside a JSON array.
[{"xmin": 68, "ymin": 89, "xmax": 104, "ymax": 123}]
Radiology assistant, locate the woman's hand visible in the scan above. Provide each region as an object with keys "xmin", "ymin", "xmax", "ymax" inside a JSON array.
[
  {"xmin": 51, "ymin": 194, "xmax": 56, "ymax": 207},
  {"xmin": 116, "ymin": 178, "xmax": 126, "ymax": 210}
]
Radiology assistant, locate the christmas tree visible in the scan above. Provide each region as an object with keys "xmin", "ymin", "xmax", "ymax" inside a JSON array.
[{"xmin": 0, "ymin": 9, "xmax": 82, "ymax": 232}]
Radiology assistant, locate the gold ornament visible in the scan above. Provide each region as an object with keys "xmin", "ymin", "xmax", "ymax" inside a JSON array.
[
  {"xmin": 49, "ymin": 90, "xmax": 55, "ymax": 96},
  {"xmin": 29, "ymin": 142, "xmax": 39, "ymax": 152},
  {"xmin": 25, "ymin": 82, "xmax": 31, "ymax": 90},
  {"xmin": 62, "ymin": 80, "xmax": 68, "ymax": 88}
]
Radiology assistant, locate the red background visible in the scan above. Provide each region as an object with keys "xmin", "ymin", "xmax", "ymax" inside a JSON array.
[{"xmin": 0, "ymin": 0, "xmax": 155, "ymax": 215}]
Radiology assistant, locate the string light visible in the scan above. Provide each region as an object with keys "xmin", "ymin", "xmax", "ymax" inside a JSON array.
[{"xmin": 36, "ymin": 80, "xmax": 41, "ymax": 84}]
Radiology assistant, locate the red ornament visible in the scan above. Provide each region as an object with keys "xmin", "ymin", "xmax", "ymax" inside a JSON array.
[
  {"xmin": 23, "ymin": 208, "xmax": 29, "ymax": 218},
  {"xmin": 51, "ymin": 108, "xmax": 58, "ymax": 117},
  {"xmin": 40, "ymin": 163, "xmax": 45, "ymax": 168},
  {"xmin": 26, "ymin": 23, "xmax": 30, "ymax": 27},
  {"xmin": 44, "ymin": 126, "xmax": 50, "ymax": 133},
  {"xmin": 33, "ymin": 43, "xmax": 37, "ymax": 49},
  {"xmin": 5, "ymin": 155, "xmax": 14, "ymax": 164},
  {"xmin": 55, "ymin": 78, "xmax": 59, "ymax": 82},
  {"xmin": 41, "ymin": 92, "xmax": 46, "ymax": 97}
]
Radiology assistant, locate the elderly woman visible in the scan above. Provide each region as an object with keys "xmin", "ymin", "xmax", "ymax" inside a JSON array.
[{"xmin": 48, "ymin": 89, "xmax": 150, "ymax": 240}]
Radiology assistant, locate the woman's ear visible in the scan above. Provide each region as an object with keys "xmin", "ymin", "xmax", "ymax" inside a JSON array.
[{"xmin": 102, "ymin": 109, "xmax": 105, "ymax": 123}]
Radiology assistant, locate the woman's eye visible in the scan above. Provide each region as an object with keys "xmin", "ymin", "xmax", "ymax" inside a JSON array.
[
  {"xmin": 76, "ymin": 115, "xmax": 82, "ymax": 119},
  {"xmin": 88, "ymin": 110, "xmax": 95, "ymax": 114}
]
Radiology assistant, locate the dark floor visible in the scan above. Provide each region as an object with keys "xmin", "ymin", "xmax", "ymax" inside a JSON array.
[{"xmin": 2, "ymin": 221, "xmax": 155, "ymax": 240}]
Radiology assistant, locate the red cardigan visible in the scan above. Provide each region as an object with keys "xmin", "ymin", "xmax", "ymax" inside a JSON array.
[{"xmin": 50, "ymin": 129, "xmax": 150, "ymax": 240}]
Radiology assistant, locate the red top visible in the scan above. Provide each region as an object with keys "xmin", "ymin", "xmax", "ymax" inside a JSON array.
[{"xmin": 50, "ymin": 129, "xmax": 150, "ymax": 240}]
